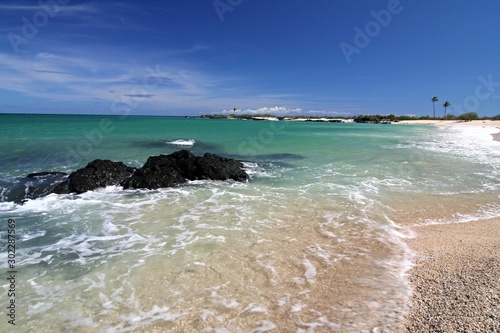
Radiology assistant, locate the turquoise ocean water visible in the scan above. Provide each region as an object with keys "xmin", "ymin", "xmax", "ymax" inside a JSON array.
[{"xmin": 1, "ymin": 114, "xmax": 499, "ymax": 332}]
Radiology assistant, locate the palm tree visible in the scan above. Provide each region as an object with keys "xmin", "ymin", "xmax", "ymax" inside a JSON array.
[
  {"xmin": 443, "ymin": 101, "xmax": 451, "ymax": 117},
  {"xmin": 432, "ymin": 97, "xmax": 439, "ymax": 118}
]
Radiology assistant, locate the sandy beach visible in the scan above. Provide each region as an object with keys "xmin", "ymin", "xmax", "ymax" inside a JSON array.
[
  {"xmin": 396, "ymin": 119, "xmax": 500, "ymax": 128},
  {"xmin": 404, "ymin": 218, "xmax": 500, "ymax": 332},
  {"xmin": 398, "ymin": 119, "xmax": 500, "ymax": 142},
  {"xmin": 400, "ymin": 121, "xmax": 500, "ymax": 331},
  {"xmin": 2, "ymin": 115, "xmax": 498, "ymax": 332}
]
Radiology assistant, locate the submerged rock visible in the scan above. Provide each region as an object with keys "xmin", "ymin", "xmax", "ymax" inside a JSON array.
[
  {"xmin": 27, "ymin": 171, "xmax": 68, "ymax": 178},
  {"xmin": 2, "ymin": 172, "xmax": 69, "ymax": 203}
]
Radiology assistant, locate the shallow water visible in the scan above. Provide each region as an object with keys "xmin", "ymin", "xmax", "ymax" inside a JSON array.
[{"xmin": 1, "ymin": 115, "xmax": 499, "ymax": 332}]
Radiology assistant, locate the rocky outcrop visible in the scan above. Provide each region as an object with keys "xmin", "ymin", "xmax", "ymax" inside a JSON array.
[
  {"xmin": 67, "ymin": 159, "xmax": 135, "ymax": 194},
  {"xmin": 196, "ymin": 152, "xmax": 249, "ymax": 181},
  {"xmin": 122, "ymin": 150, "xmax": 248, "ymax": 189},
  {"xmin": 122, "ymin": 153, "xmax": 187, "ymax": 189},
  {"xmin": 3, "ymin": 151, "xmax": 248, "ymax": 203}
]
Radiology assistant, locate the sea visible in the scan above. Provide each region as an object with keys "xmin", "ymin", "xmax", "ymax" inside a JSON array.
[{"xmin": 1, "ymin": 114, "xmax": 499, "ymax": 332}]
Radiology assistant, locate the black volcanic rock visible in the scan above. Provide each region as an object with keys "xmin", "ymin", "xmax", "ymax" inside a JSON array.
[
  {"xmin": 67, "ymin": 159, "xmax": 135, "ymax": 194},
  {"xmin": 1, "ymin": 151, "xmax": 249, "ymax": 203},
  {"xmin": 122, "ymin": 150, "xmax": 248, "ymax": 189},
  {"xmin": 122, "ymin": 154, "xmax": 187, "ymax": 189},
  {"xmin": 196, "ymin": 153, "xmax": 249, "ymax": 182}
]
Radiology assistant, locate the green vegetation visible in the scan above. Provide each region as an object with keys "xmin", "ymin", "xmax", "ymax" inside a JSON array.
[
  {"xmin": 353, "ymin": 114, "xmax": 401, "ymax": 123},
  {"xmin": 443, "ymin": 101, "xmax": 451, "ymax": 117},
  {"xmin": 431, "ymin": 97, "xmax": 439, "ymax": 118},
  {"xmin": 457, "ymin": 112, "xmax": 479, "ymax": 121}
]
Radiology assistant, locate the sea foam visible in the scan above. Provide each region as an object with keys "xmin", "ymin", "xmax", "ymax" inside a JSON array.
[{"xmin": 166, "ymin": 139, "xmax": 195, "ymax": 146}]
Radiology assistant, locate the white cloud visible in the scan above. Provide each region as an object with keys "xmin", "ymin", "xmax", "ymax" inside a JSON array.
[
  {"xmin": 0, "ymin": 50, "xmax": 304, "ymax": 113},
  {"xmin": 305, "ymin": 110, "xmax": 352, "ymax": 116},
  {"xmin": 0, "ymin": 51, "xmax": 361, "ymax": 115},
  {"xmin": 0, "ymin": 45, "xmax": 359, "ymax": 115},
  {"xmin": 0, "ymin": 3, "xmax": 98, "ymax": 15}
]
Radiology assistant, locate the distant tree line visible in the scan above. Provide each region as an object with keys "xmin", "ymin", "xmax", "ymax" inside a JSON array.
[{"xmin": 353, "ymin": 112, "xmax": 498, "ymax": 123}]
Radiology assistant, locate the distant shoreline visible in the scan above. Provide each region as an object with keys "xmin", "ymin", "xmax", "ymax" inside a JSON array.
[
  {"xmin": 4, "ymin": 112, "xmax": 499, "ymax": 142},
  {"xmin": 199, "ymin": 116, "xmax": 500, "ymax": 141},
  {"xmin": 396, "ymin": 119, "xmax": 500, "ymax": 127},
  {"xmin": 396, "ymin": 119, "xmax": 500, "ymax": 142},
  {"xmin": 199, "ymin": 114, "xmax": 356, "ymax": 123}
]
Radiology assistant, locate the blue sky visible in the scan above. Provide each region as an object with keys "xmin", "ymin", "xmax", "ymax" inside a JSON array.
[{"xmin": 1, "ymin": 0, "xmax": 499, "ymax": 117}]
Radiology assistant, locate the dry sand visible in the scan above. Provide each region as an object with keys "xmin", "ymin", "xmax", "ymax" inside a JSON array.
[
  {"xmin": 398, "ymin": 119, "xmax": 500, "ymax": 143},
  {"xmin": 404, "ymin": 218, "xmax": 500, "ymax": 332},
  {"xmin": 400, "ymin": 120, "xmax": 500, "ymax": 331},
  {"xmin": 396, "ymin": 119, "xmax": 500, "ymax": 128}
]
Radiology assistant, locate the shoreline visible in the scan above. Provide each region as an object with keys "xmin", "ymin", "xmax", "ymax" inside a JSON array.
[
  {"xmin": 396, "ymin": 119, "xmax": 500, "ymax": 126},
  {"xmin": 397, "ymin": 119, "xmax": 500, "ymax": 142},
  {"xmin": 404, "ymin": 217, "xmax": 500, "ymax": 331},
  {"xmin": 399, "ymin": 121, "xmax": 500, "ymax": 330},
  {"xmin": 3, "ymin": 114, "xmax": 499, "ymax": 331},
  {"xmin": 200, "ymin": 116, "xmax": 500, "ymax": 141}
]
